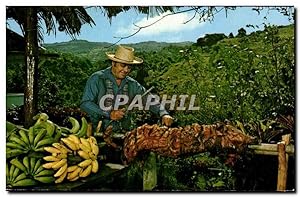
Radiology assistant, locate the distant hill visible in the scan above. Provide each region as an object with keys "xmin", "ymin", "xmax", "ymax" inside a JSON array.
[{"xmin": 43, "ymin": 40, "xmax": 194, "ymax": 54}]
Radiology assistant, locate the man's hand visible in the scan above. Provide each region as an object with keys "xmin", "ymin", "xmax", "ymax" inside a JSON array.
[
  {"xmin": 162, "ymin": 115, "xmax": 174, "ymax": 127},
  {"xmin": 110, "ymin": 108, "xmax": 126, "ymax": 121}
]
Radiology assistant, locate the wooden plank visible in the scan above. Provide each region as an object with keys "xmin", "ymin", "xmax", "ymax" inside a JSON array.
[
  {"xmin": 277, "ymin": 142, "xmax": 287, "ymax": 191},
  {"xmin": 248, "ymin": 143, "xmax": 294, "ymax": 155}
]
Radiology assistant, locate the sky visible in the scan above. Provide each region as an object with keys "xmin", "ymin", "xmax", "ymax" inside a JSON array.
[{"xmin": 6, "ymin": 6, "xmax": 294, "ymax": 44}]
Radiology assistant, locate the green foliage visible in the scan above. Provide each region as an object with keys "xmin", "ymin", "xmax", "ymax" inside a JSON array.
[{"xmin": 196, "ymin": 33, "xmax": 227, "ymax": 47}]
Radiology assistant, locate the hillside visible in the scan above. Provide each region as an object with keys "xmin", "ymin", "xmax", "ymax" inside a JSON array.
[{"xmin": 43, "ymin": 40, "xmax": 194, "ymax": 54}]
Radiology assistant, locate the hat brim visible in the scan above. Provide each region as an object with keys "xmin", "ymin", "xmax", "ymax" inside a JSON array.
[{"xmin": 106, "ymin": 52, "xmax": 143, "ymax": 64}]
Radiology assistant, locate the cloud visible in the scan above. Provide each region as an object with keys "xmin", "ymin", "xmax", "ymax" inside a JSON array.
[{"xmin": 115, "ymin": 10, "xmax": 206, "ymax": 37}]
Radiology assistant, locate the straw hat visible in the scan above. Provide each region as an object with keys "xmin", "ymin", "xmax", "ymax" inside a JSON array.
[{"xmin": 106, "ymin": 45, "xmax": 143, "ymax": 64}]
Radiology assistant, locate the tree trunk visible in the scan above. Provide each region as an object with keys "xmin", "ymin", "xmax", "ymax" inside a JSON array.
[{"xmin": 24, "ymin": 7, "xmax": 39, "ymax": 128}]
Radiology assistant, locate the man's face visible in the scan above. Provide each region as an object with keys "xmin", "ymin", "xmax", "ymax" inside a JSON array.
[{"xmin": 111, "ymin": 61, "xmax": 132, "ymax": 79}]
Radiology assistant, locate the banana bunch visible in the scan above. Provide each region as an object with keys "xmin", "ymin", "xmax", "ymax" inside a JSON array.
[
  {"xmin": 6, "ymin": 126, "xmax": 59, "ymax": 159},
  {"xmin": 8, "ymin": 156, "xmax": 55, "ymax": 187},
  {"xmin": 62, "ymin": 116, "xmax": 88, "ymax": 137},
  {"xmin": 42, "ymin": 134, "xmax": 100, "ymax": 183}
]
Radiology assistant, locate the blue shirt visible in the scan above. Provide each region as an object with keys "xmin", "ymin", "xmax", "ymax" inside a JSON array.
[{"xmin": 80, "ymin": 66, "xmax": 169, "ymax": 132}]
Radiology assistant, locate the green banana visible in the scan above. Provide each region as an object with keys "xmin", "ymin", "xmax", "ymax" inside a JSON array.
[
  {"xmin": 9, "ymin": 136, "xmax": 28, "ymax": 149},
  {"xmin": 34, "ymin": 164, "xmax": 44, "ymax": 176},
  {"xmin": 46, "ymin": 120, "xmax": 55, "ymax": 137},
  {"xmin": 53, "ymin": 125, "xmax": 62, "ymax": 142},
  {"xmin": 35, "ymin": 137, "xmax": 54, "ymax": 149},
  {"xmin": 28, "ymin": 127, "xmax": 35, "ymax": 145},
  {"xmin": 69, "ymin": 117, "xmax": 80, "ymax": 133},
  {"xmin": 6, "ymin": 142, "xmax": 25, "ymax": 150},
  {"xmin": 34, "ymin": 169, "xmax": 54, "ymax": 177},
  {"xmin": 30, "ymin": 157, "xmax": 36, "ymax": 174},
  {"xmin": 34, "ymin": 176, "xmax": 55, "ymax": 184},
  {"xmin": 12, "ymin": 178, "xmax": 37, "ymax": 187},
  {"xmin": 12, "ymin": 167, "xmax": 20, "ymax": 181},
  {"xmin": 33, "ymin": 129, "xmax": 47, "ymax": 147},
  {"xmin": 33, "ymin": 159, "xmax": 42, "ymax": 174},
  {"xmin": 9, "ymin": 164, "xmax": 15, "ymax": 182},
  {"xmin": 10, "ymin": 158, "xmax": 27, "ymax": 173},
  {"xmin": 23, "ymin": 156, "xmax": 30, "ymax": 174},
  {"xmin": 19, "ymin": 129, "xmax": 30, "ymax": 145},
  {"xmin": 76, "ymin": 117, "xmax": 88, "ymax": 137},
  {"xmin": 60, "ymin": 126, "xmax": 72, "ymax": 136},
  {"xmin": 6, "ymin": 149, "xmax": 25, "ymax": 159},
  {"xmin": 6, "ymin": 164, "xmax": 9, "ymax": 181},
  {"xmin": 13, "ymin": 172, "xmax": 27, "ymax": 183}
]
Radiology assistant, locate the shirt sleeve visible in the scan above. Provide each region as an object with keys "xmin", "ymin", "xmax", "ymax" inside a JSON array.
[
  {"xmin": 80, "ymin": 74, "xmax": 110, "ymax": 125},
  {"xmin": 132, "ymin": 81, "xmax": 169, "ymax": 117}
]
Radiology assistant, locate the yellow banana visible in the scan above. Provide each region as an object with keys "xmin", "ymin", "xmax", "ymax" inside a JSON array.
[
  {"xmin": 44, "ymin": 146, "xmax": 62, "ymax": 154},
  {"xmin": 67, "ymin": 165, "xmax": 79, "ymax": 173},
  {"xmin": 78, "ymin": 159, "xmax": 92, "ymax": 168},
  {"xmin": 78, "ymin": 150, "xmax": 90, "ymax": 160},
  {"xmin": 88, "ymin": 137, "xmax": 99, "ymax": 156},
  {"xmin": 69, "ymin": 176, "xmax": 79, "ymax": 182},
  {"xmin": 88, "ymin": 152, "xmax": 97, "ymax": 161},
  {"xmin": 86, "ymin": 123, "xmax": 93, "ymax": 137},
  {"xmin": 69, "ymin": 117, "xmax": 80, "ymax": 133},
  {"xmin": 52, "ymin": 158, "xmax": 67, "ymax": 170},
  {"xmin": 80, "ymin": 138, "xmax": 92, "ymax": 152},
  {"xmin": 79, "ymin": 165, "xmax": 92, "ymax": 178},
  {"xmin": 55, "ymin": 153, "xmax": 68, "ymax": 159},
  {"xmin": 68, "ymin": 134, "xmax": 80, "ymax": 144},
  {"xmin": 55, "ymin": 167, "xmax": 68, "ymax": 184},
  {"xmin": 79, "ymin": 143, "xmax": 91, "ymax": 154},
  {"xmin": 91, "ymin": 160, "xmax": 99, "ymax": 173},
  {"xmin": 88, "ymin": 136, "xmax": 98, "ymax": 145},
  {"xmin": 43, "ymin": 155, "xmax": 61, "ymax": 162},
  {"xmin": 61, "ymin": 138, "xmax": 78, "ymax": 151},
  {"xmin": 52, "ymin": 143, "xmax": 71, "ymax": 153},
  {"xmin": 54, "ymin": 163, "xmax": 68, "ymax": 177},
  {"xmin": 67, "ymin": 167, "xmax": 82, "ymax": 180},
  {"xmin": 42, "ymin": 161, "xmax": 60, "ymax": 169}
]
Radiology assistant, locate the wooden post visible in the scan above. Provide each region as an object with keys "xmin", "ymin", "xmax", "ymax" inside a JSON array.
[
  {"xmin": 143, "ymin": 152, "xmax": 157, "ymax": 191},
  {"xmin": 276, "ymin": 134, "xmax": 291, "ymax": 191}
]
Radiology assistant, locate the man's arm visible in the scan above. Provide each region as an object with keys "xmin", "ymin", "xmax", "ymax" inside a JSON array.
[
  {"xmin": 80, "ymin": 74, "xmax": 110, "ymax": 125},
  {"xmin": 136, "ymin": 82, "xmax": 169, "ymax": 117}
]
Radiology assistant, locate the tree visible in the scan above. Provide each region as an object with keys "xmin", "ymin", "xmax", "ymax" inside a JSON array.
[
  {"xmin": 7, "ymin": 6, "xmax": 95, "ymax": 127},
  {"xmin": 228, "ymin": 32, "xmax": 234, "ymax": 38},
  {"xmin": 6, "ymin": 6, "xmax": 176, "ymax": 127},
  {"xmin": 6, "ymin": 6, "xmax": 294, "ymax": 127},
  {"xmin": 237, "ymin": 28, "xmax": 247, "ymax": 37}
]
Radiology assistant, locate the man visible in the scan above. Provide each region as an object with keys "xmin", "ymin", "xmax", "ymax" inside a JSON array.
[{"xmin": 80, "ymin": 45, "xmax": 173, "ymax": 133}]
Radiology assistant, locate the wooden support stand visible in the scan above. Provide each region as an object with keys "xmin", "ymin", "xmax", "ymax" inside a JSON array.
[{"xmin": 248, "ymin": 134, "xmax": 293, "ymax": 192}]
